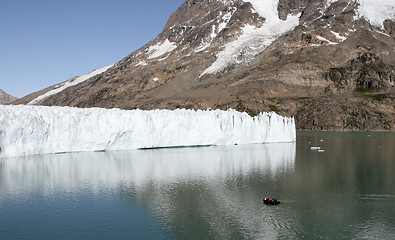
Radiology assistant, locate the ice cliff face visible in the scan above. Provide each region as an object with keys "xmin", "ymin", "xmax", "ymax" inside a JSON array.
[{"xmin": 0, "ymin": 105, "xmax": 295, "ymax": 158}]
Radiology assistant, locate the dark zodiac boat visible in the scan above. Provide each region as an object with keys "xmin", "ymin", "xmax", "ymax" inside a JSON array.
[{"xmin": 263, "ymin": 198, "xmax": 280, "ymax": 204}]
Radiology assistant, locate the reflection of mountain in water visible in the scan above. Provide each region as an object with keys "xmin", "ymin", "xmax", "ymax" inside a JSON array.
[{"xmin": 0, "ymin": 143, "xmax": 296, "ymax": 195}]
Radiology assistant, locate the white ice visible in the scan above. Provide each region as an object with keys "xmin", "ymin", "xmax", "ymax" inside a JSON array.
[
  {"xmin": 330, "ymin": 31, "xmax": 348, "ymax": 41},
  {"xmin": 0, "ymin": 105, "xmax": 296, "ymax": 158},
  {"xmin": 356, "ymin": 0, "xmax": 395, "ymax": 29},
  {"xmin": 147, "ymin": 39, "xmax": 177, "ymax": 59},
  {"xmin": 328, "ymin": 0, "xmax": 395, "ymax": 29},
  {"xmin": 316, "ymin": 35, "xmax": 338, "ymax": 45},
  {"xmin": 201, "ymin": 0, "xmax": 300, "ymax": 76}
]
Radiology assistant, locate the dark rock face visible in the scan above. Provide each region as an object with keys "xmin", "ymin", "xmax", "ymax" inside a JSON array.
[
  {"xmin": 0, "ymin": 89, "xmax": 17, "ymax": 104},
  {"xmin": 294, "ymin": 95, "xmax": 395, "ymax": 131},
  {"xmin": 16, "ymin": 0, "xmax": 395, "ymax": 131},
  {"xmin": 384, "ymin": 20, "xmax": 395, "ymax": 36},
  {"xmin": 278, "ymin": 0, "xmax": 312, "ymax": 20},
  {"xmin": 324, "ymin": 53, "xmax": 395, "ymax": 93}
]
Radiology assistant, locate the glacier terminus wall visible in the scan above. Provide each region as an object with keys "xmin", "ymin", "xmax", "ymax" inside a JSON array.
[{"xmin": 0, "ymin": 105, "xmax": 296, "ymax": 158}]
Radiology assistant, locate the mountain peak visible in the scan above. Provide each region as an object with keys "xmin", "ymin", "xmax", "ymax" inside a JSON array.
[
  {"xmin": 15, "ymin": 0, "xmax": 395, "ymax": 131},
  {"xmin": 0, "ymin": 89, "xmax": 18, "ymax": 104}
]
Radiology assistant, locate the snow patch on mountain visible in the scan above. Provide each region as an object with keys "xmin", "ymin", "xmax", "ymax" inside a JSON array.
[
  {"xmin": 330, "ymin": 31, "xmax": 348, "ymax": 41},
  {"xmin": 28, "ymin": 65, "xmax": 113, "ymax": 105},
  {"xmin": 147, "ymin": 39, "xmax": 177, "ymax": 59},
  {"xmin": 219, "ymin": 10, "xmax": 233, "ymax": 32},
  {"xmin": 0, "ymin": 105, "xmax": 296, "ymax": 158},
  {"xmin": 356, "ymin": 0, "xmax": 395, "ymax": 29},
  {"xmin": 316, "ymin": 35, "xmax": 338, "ymax": 45},
  {"xmin": 136, "ymin": 60, "xmax": 148, "ymax": 66},
  {"xmin": 196, "ymin": 9, "xmax": 236, "ymax": 53},
  {"xmin": 326, "ymin": 0, "xmax": 339, "ymax": 7},
  {"xmin": 201, "ymin": 0, "xmax": 300, "ymax": 76},
  {"xmin": 243, "ymin": 0, "xmax": 280, "ymax": 19},
  {"xmin": 196, "ymin": 25, "xmax": 217, "ymax": 53}
]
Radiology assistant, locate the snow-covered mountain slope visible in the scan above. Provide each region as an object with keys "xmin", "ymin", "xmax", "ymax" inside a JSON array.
[
  {"xmin": 201, "ymin": 0, "xmax": 301, "ymax": 75},
  {"xmin": 14, "ymin": 0, "xmax": 395, "ymax": 131},
  {"xmin": 0, "ymin": 105, "xmax": 296, "ymax": 158},
  {"xmin": 27, "ymin": 65, "xmax": 113, "ymax": 105},
  {"xmin": 356, "ymin": 0, "xmax": 395, "ymax": 29}
]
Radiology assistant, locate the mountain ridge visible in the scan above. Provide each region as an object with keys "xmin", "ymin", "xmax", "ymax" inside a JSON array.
[
  {"xmin": 0, "ymin": 89, "xmax": 17, "ymax": 104},
  {"xmin": 12, "ymin": 0, "xmax": 395, "ymax": 131}
]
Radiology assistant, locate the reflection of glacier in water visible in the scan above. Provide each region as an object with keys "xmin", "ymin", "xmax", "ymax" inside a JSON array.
[
  {"xmin": 0, "ymin": 143, "xmax": 295, "ymax": 195},
  {"xmin": 0, "ymin": 143, "xmax": 296, "ymax": 239},
  {"xmin": 1, "ymin": 132, "xmax": 394, "ymax": 240}
]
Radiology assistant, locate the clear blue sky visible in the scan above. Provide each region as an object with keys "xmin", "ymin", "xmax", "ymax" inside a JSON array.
[{"xmin": 0, "ymin": 0, "xmax": 185, "ymax": 98}]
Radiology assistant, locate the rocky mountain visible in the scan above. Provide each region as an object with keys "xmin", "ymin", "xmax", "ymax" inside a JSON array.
[
  {"xmin": 14, "ymin": 0, "xmax": 395, "ymax": 131},
  {"xmin": 0, "ymin": 89, "xmax": 17, "ymax": 104}
]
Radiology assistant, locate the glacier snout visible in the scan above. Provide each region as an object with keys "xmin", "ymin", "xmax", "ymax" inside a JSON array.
[{"xmin": 0, "ymin": 105, "xmax": 296, "ymax": 158}]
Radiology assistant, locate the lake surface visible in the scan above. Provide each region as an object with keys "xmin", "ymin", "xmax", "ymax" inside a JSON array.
[{"xmin": 0, "ymin": 132, "xmax": 394, "ymax": 239}]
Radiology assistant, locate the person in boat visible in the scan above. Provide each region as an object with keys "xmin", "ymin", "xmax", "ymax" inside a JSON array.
[{"xmin": 264, "ymin": 197, "xmax": 280, "ymax": 204}]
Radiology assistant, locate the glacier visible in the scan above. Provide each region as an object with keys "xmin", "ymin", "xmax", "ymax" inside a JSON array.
[
  {"xmin": 356, "ymin": 0, "xmax": 395, "ymax": 29},
  {"xmin": 0, "ymin": 105, "xmax": 296, "ymax": 158},
  {"xmin": 201, "ymin": 0, "xmax": 300, "ymax": 76}
]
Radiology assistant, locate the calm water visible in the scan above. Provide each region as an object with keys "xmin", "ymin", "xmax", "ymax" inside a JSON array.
[{"xmin": 0, "ymin": 132, "xmax": 394, "ymax": 239}]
